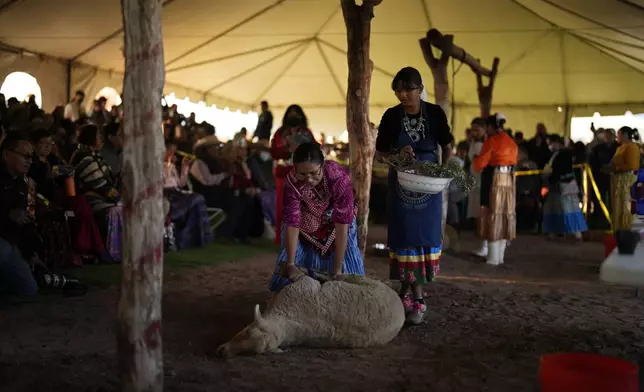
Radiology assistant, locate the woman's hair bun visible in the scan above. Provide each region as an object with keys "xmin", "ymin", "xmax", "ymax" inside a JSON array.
[
  {"xmin": 485, "ymin": 113, "xmax": 507, "ymax": 129},
  {"xmin": 619, "ymin": 126, "xmax": 641, "ymax": 142}
]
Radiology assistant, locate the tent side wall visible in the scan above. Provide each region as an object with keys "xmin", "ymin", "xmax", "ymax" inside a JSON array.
[
  {"xmin": 71, "ymin": 63, "xmax": 208, "ymax": 113},
  {"xmin": 0, "ymin": 50, "xmax": 68, "ymax": 110}
]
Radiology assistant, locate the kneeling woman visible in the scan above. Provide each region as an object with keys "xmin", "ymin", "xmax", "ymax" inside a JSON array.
[{"xmin": 269, "ymin": 142, "xmax": 365, "ymax": 291}]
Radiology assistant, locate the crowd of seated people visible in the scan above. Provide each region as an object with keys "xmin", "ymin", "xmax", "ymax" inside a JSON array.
[
  {"xmin": 1, "ymin": 132, "xmax": 88, "ymax": 297},
  {"xmin": 0, "ymin": 90, "xmax": 277, "ymax": 298}
]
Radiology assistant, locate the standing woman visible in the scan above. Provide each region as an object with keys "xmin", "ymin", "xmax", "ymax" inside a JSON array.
[
  {"xmin": 270, "ymin": 105, "xmax": 314, "ymax": 244},
  {"xmin": 472, "ymin": 114, "xmax": 518, "ymax": 265},
  {"xmin": 603, "ymin": 126, "xmax": 641, "ymax": 230},
  {"xmin": 467, "ymin": 118, "xmax": 486, "ymax": 226},
  {"xmin": 269, "ymin": 142, "xmax": 364, "ymax": 291},
  {"xmin": 375, "ymin": 67, "xmax": 453, "ymax": 325},
  {"xmin": 541, "ymin": 135, "xmax": 587, "ymax": 241}
]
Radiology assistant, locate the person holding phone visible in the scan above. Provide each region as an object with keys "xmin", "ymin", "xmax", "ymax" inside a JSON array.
[{"xmin": 163, "ymin": 141, "xmax": 213, "ymax": 250}]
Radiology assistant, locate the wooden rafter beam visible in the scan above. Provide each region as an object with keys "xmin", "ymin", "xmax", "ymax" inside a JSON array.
[
  {"xmin": 251, "ymin": 41, "xmax": 311, "ymax": 106},
  {"xmin": 0, "ymin": 0, "xmax": 27, "ymax": 15},
  {"xmin": 538, "ymin": 0, "xmax": 644, "ymax": 44},
  {"xmin": 72, "ymin": 0, "xmax": 181, "ymax": 61},
  {"xmin": 165, "ymin": 0, "xmax": 286, "ymax": 67},
  {"xmin": 315, "ymin": 5, "xmax": 341, "ymax": 38},
  {"xmin": 580, "ymin": 30, "xmax": 644, "ymax": 51},
  {"xmin": 419, "ymin": 0, "xmax": 432, "ymax": 29},
  {"xmin": 317, "ymin": 38, "xmax": 394, "ymax": 78},
  {"xmin": 166, "ymin": 38, "xmax": 309, "ymax": 73},
  {"xmin": 617, "ymin": 0, "xmax": 644, "ymax": 13},
  {"xmin": 510, "ymin": 0, "xmax": 644, "ymax": 77},
  {"xmin": 583, "ymin": 36, "xmax": 644, "ymax": 66},
  {"xmin": 461, "ymin": 30, "xmax": 552, "ymax": 104},
  {"xmin": 250, "ymin": 6, "xmax": 337, "ymax": 106},
  {"xmin": 205, "ymin": 40, "xmax": 309, "ymax": 94},
  {"xmin": 315, "ymin": 39, "xmax": 344, "ymax": 101}
]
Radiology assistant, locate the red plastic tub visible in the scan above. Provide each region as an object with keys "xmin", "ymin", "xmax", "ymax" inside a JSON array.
[
  {"xmin": 540, "ymin": 353, "xmax": 639, "ymax": 392},
  {"xmin": 604, "ymin": 234, "xmax": 617, "ymax": 257}
]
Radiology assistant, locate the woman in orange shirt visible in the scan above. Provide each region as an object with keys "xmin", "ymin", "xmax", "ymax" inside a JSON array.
[
  {"xmin": 604, "ymin": 126, "xmax": 641, "ymax": 230},
  {"xmin": 471, "ymin": 114, "xmax": 518, "ymax": 265}
]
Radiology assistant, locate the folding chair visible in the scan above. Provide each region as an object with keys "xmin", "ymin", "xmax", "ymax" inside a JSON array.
[
  {"xmin": 185, "ymin": 176, "xmax": 227, "ymax": 232},
  {"xmin": 207, "ymin": 207, "xmax": 226, "ymax": 232}
]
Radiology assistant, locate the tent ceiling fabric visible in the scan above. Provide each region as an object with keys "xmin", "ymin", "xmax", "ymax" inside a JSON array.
[{"xmin": 0, "ymin": 0, "xmax": 643, "ymax": 113}]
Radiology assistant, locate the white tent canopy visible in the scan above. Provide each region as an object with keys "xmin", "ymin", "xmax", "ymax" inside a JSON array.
[{"xmin": 0, "ymin": 0, "xmax": 643, "ymax": 139}]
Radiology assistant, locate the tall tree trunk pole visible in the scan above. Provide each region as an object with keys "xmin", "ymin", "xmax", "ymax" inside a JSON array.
[
  {"xmin": 419, "ymin": 29, "xmax": 500, "ymax": 245},
  {"xmin": 341, "ymin": 0, "xmax": 381, "ymax": 256},
  {"xmin": 419, "ymin": 33, "xmax": 453, "ymax": 240},
  {"xmin": 117, "ymin": 1, "xmax": 166, "ymax": 391},
  {"xmin": 476, "ymin": 57, "xmax": 500, "ymax": 118}
]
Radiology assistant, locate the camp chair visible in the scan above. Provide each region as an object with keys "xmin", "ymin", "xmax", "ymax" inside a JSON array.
[
  {"xmin": 207, "ymin": 207, "xmax": 227, "ymax": 232},
  {"xmin": 185, "ymin": 175, "xmax": 227, "ymax": 232}
]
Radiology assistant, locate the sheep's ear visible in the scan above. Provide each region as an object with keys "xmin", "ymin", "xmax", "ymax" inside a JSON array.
[{"xmin": 253, "ymin": 304, "xmax": 263, "ymax": 322}]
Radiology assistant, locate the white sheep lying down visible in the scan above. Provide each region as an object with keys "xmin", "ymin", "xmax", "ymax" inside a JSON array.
[{"xmin": 217, "ymin": 275, "xmax": 405, "ymax": 358}]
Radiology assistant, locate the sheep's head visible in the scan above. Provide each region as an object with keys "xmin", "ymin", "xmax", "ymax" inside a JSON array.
[{"xmin": 216, "ymin": 304, "xmax": 281, "ymax": 358}]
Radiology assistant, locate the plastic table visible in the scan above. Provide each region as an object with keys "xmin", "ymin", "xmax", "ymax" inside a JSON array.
[{"xmin": 599, "ymin": 216, "xmax": 644, "ymax": 291}]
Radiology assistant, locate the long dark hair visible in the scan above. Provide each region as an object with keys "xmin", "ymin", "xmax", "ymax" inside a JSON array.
[
  {"xmin": 293, "ymin": 142, "xmax": 324, "ymax": 165},
  {"xmin": 619, "ymin": 126, "xmax": 641, "ymax": 142},
  {"xmin": 281, "ymin": 104, "xmax": 308, "ymax": 129},
  {"xmin": 391, "ymin": 67, "xmax": 423, "ymax": 91}
]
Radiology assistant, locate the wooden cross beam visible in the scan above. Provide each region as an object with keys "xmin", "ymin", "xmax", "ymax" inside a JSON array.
[
  {"xmin": 422, "ymin": 28, "xmax": 498, "ymax": 77},
  {"xmin": 420, "ymin": 28, "xmax": 500, "ymax": 117}
]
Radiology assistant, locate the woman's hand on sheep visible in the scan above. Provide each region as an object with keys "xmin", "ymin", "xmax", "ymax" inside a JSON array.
[
  {"xmin": 331, "ymin": 273, "xmax": 344, "ymax": 281},
  {"xmin": 284, "ymin": 263, "xmax": 301, "ymax": 280}
]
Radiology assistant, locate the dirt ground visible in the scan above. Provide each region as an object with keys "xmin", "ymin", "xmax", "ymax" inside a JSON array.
[{"xmin": 1, "ymin": 227, "xmax": 643, "ymax": 392}]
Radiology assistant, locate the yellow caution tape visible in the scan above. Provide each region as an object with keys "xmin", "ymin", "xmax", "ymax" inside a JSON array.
[
  {"xmin": 584, "ymin": 165, "xmax": 612, "ymax": 228},
  {"xmin": 176, "ymin": 151, "xmax": 196, "ymax": 160},
  {"xmin": 36, "ymin": 193, "xmax": 50, "ymax": 206},
  {"xmin": 333, "ymin": 157, "xmax": 613, "ymax": 229}
]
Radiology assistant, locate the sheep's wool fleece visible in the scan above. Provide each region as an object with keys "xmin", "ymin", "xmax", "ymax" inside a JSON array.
[{"xmin": 267, "ymin": 275, "xmax": 406, "ymax": 348}]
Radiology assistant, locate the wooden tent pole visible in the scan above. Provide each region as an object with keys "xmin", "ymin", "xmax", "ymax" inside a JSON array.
[
  {"xmin": 476, "ymin": 57, "xmax": 500, "ymax": 118},
  {"xmin": 341, "ymin": 0, "xmax": 381, "ymax": 256},
  {"xmin": 419, "ymin": 31, "xmax": 453, "ymax": 239},
  {"xmin": 117, "ymin": 0, "xmax": 166, "ymax": 391},
  {"xmin": 419, "ymin": 28, "xmax": 500, "ymax": 242}
]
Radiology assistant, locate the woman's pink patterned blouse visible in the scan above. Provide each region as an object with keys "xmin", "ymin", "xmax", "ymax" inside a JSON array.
[{"xmin": 282, "ymin": 160, "xmax": 355, "ymax": 232}]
